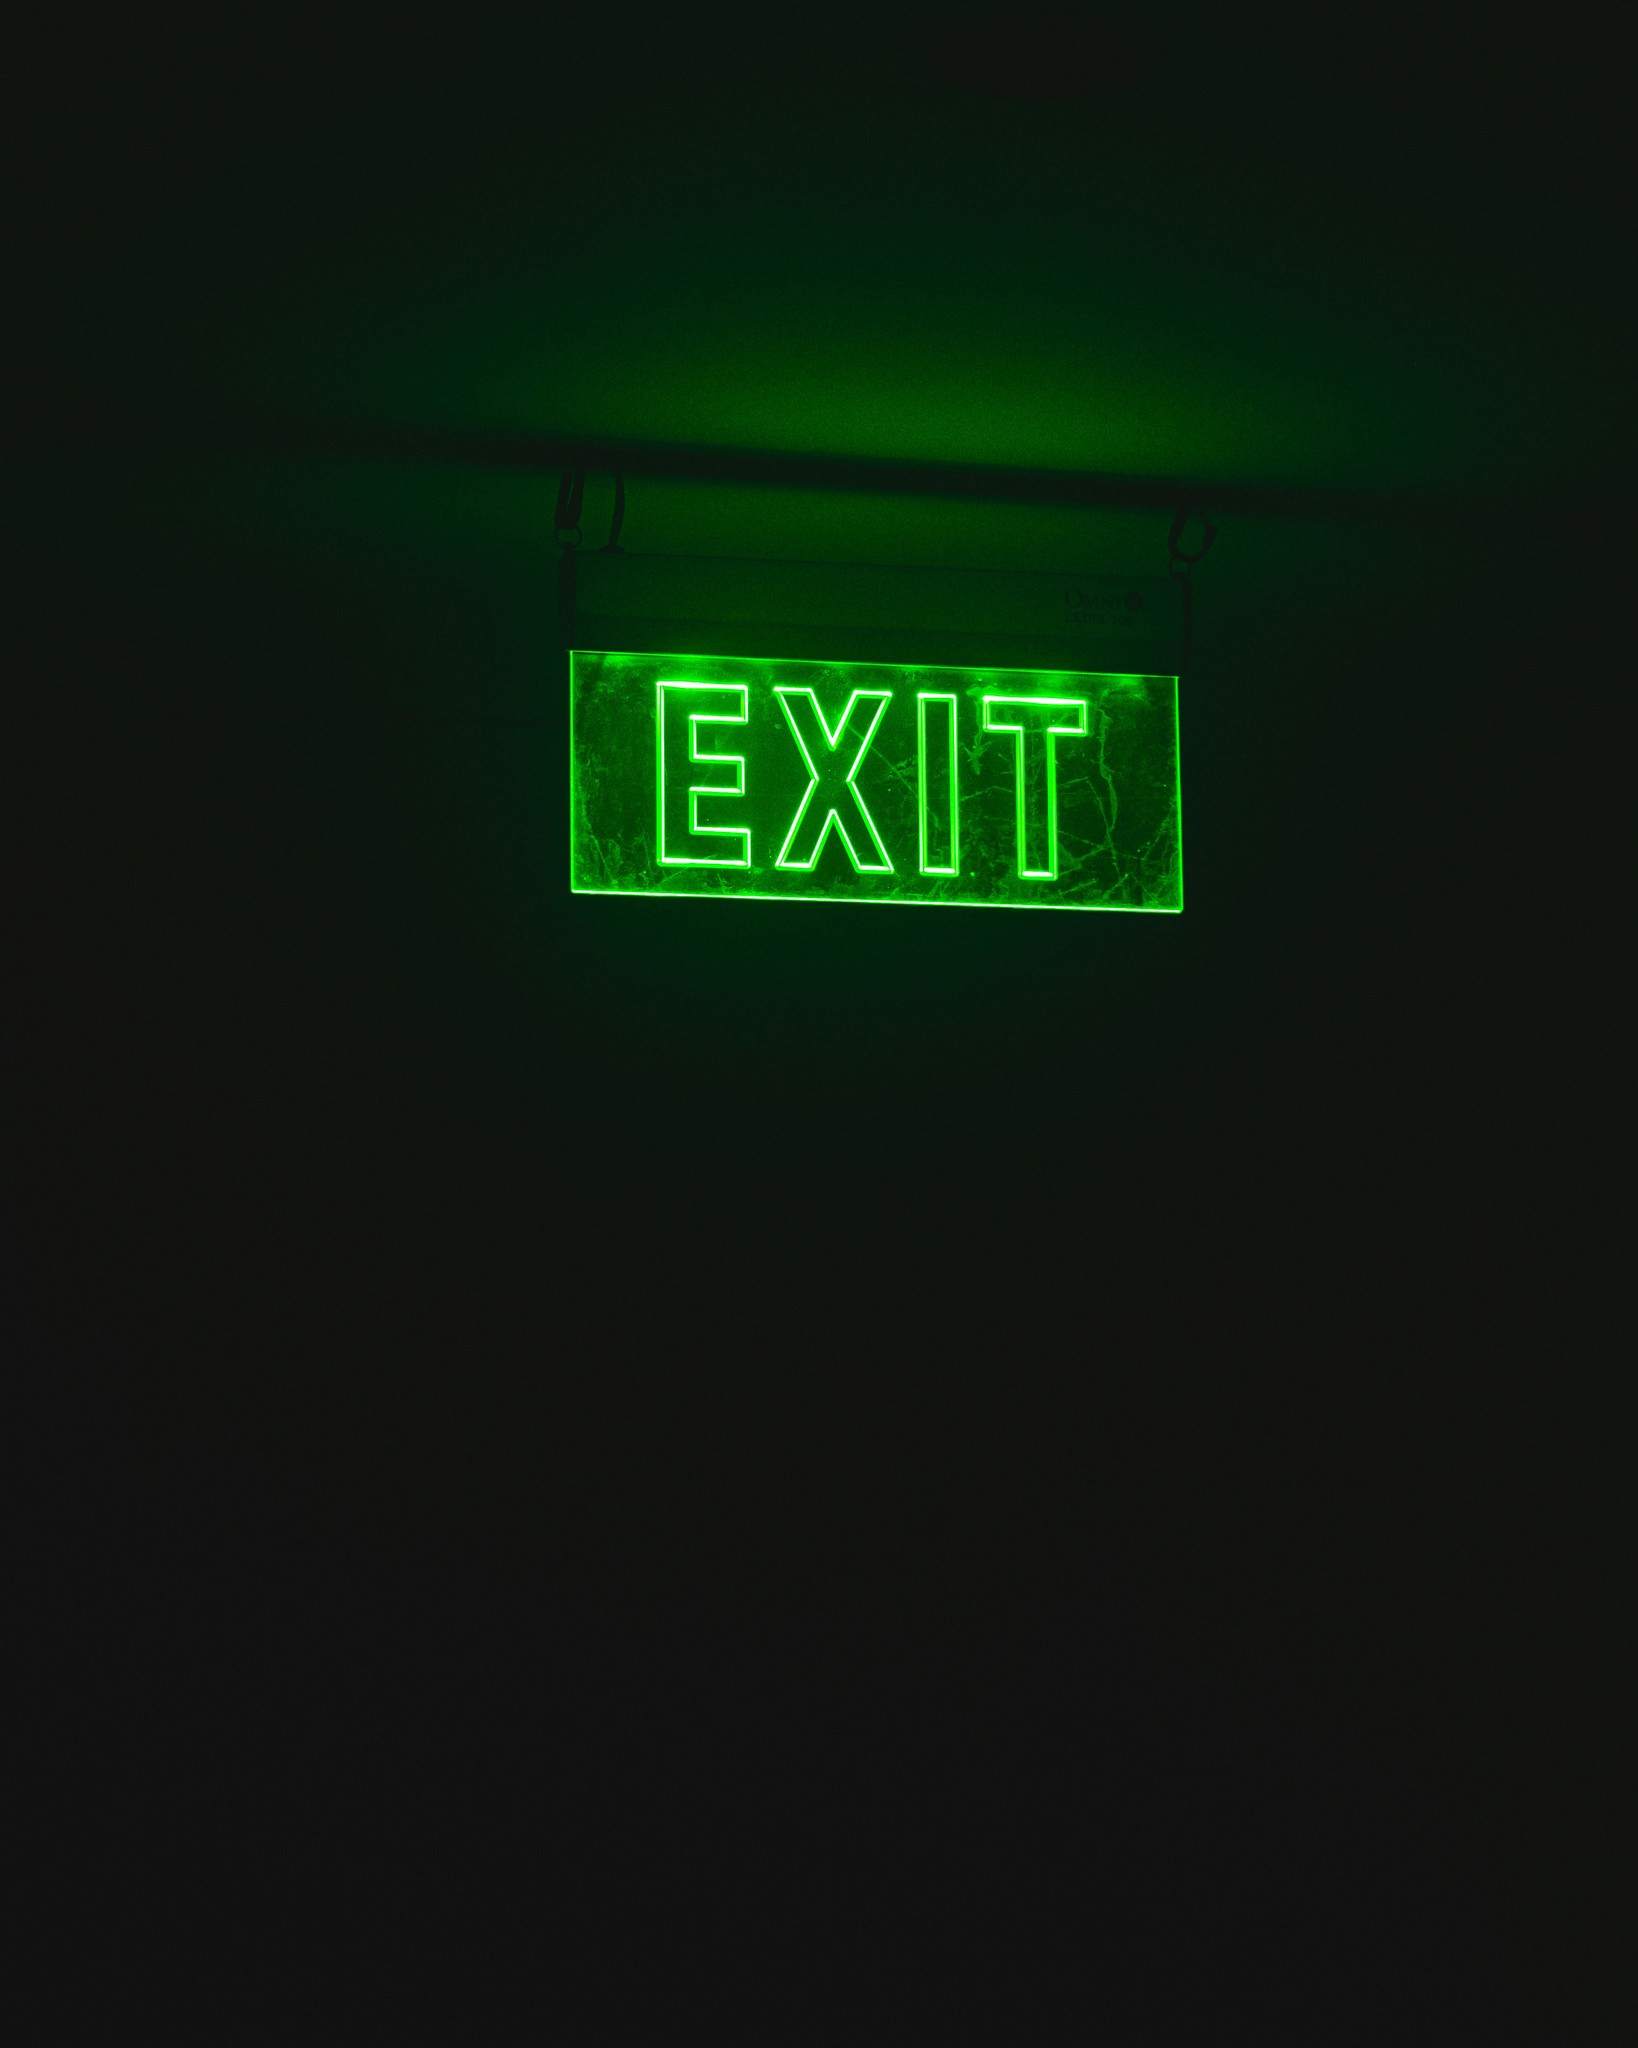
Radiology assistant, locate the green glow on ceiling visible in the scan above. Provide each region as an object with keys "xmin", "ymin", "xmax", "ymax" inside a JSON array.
[{"xmin": 571, "ymin": 648, "xmax": 1181, "ymax": 914}]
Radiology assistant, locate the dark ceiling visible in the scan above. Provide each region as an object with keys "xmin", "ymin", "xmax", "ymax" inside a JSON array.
[{"xmin": 18, "ymin": 0, "xmax": 1628, "ymax": 497}]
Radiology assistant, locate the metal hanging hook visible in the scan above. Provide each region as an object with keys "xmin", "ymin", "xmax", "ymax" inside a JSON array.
[
  {"xmin": 1165, "ymin": 503, "xmax": 1217, "ymax": 682},
  {"xmin": 556, "ymin": 465, "xmax": 586, "ymax": 649},
  {"xmin": 554, "ymin": 465, "xmax": 586, "ymax": 551},
  {"xmin": 1167, "ymin": 503, "xmax": 1218, "ymax": 573},
  {"xmin": 600, "ymin": 472, "xmax": 626, "ymax": 553}
]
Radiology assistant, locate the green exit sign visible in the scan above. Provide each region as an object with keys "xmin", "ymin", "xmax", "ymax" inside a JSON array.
[{"xmin": 570, "ymin": 648, "xmax": 1181, "ymax": 913}]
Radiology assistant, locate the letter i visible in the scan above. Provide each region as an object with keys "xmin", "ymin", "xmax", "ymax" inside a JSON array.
[{"xmin": 917, "ymin": 693, "xmax": 960, "ymax": 876}]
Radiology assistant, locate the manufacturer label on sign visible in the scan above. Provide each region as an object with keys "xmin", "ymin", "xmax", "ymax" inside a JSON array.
[{"xmin": 570, "ymin": 648, "xmax": 1181, "ymax": 913}]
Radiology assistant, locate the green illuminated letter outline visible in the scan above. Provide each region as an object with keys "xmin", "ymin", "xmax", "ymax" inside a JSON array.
[
  {"xmin": 981, "ymin": 695, "xmax": 1089, "ymax": 880},
  {"xmin": 773, "ymin": 687, "xmax": 894, "ymax": 874},
  {"xmin": 916, "ymin": 692, "xmax": 960, "ymax": 877},
  {"xmin": 657, "ymin": 680, "xmax": 751, "ymax": 867}
]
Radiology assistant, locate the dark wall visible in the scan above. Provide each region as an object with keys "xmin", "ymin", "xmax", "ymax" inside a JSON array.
[{"xmin": 5, "ymin": 452, "xmax": 1627, "ymax": 2033}]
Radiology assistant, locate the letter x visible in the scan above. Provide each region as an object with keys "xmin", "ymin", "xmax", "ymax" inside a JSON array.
[{"xmin": 773, "ymin": 687, "xmax": 894, "ymax": 873}]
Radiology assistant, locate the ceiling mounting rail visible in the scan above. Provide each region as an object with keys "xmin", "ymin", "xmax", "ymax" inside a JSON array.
[{"xmin": 55, "ymin": 407, "xmax": 1575, "ymax": 527}]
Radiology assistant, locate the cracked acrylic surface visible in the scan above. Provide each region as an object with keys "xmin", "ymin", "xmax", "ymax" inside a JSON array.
[{"xmin": 570, "ymin": 649, "xmax": 1181, "ymax": 913}]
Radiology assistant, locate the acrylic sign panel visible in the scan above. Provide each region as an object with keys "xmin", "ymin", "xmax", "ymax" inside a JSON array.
[{"xmin": 570, "ymin": 649, "xmax": 1181, "ymax": 913}]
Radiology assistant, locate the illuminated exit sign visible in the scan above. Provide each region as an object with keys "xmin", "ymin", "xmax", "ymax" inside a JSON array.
[{"xmin": 570, "ymin": 649, "xmax": 1181, "ymax": 913}]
